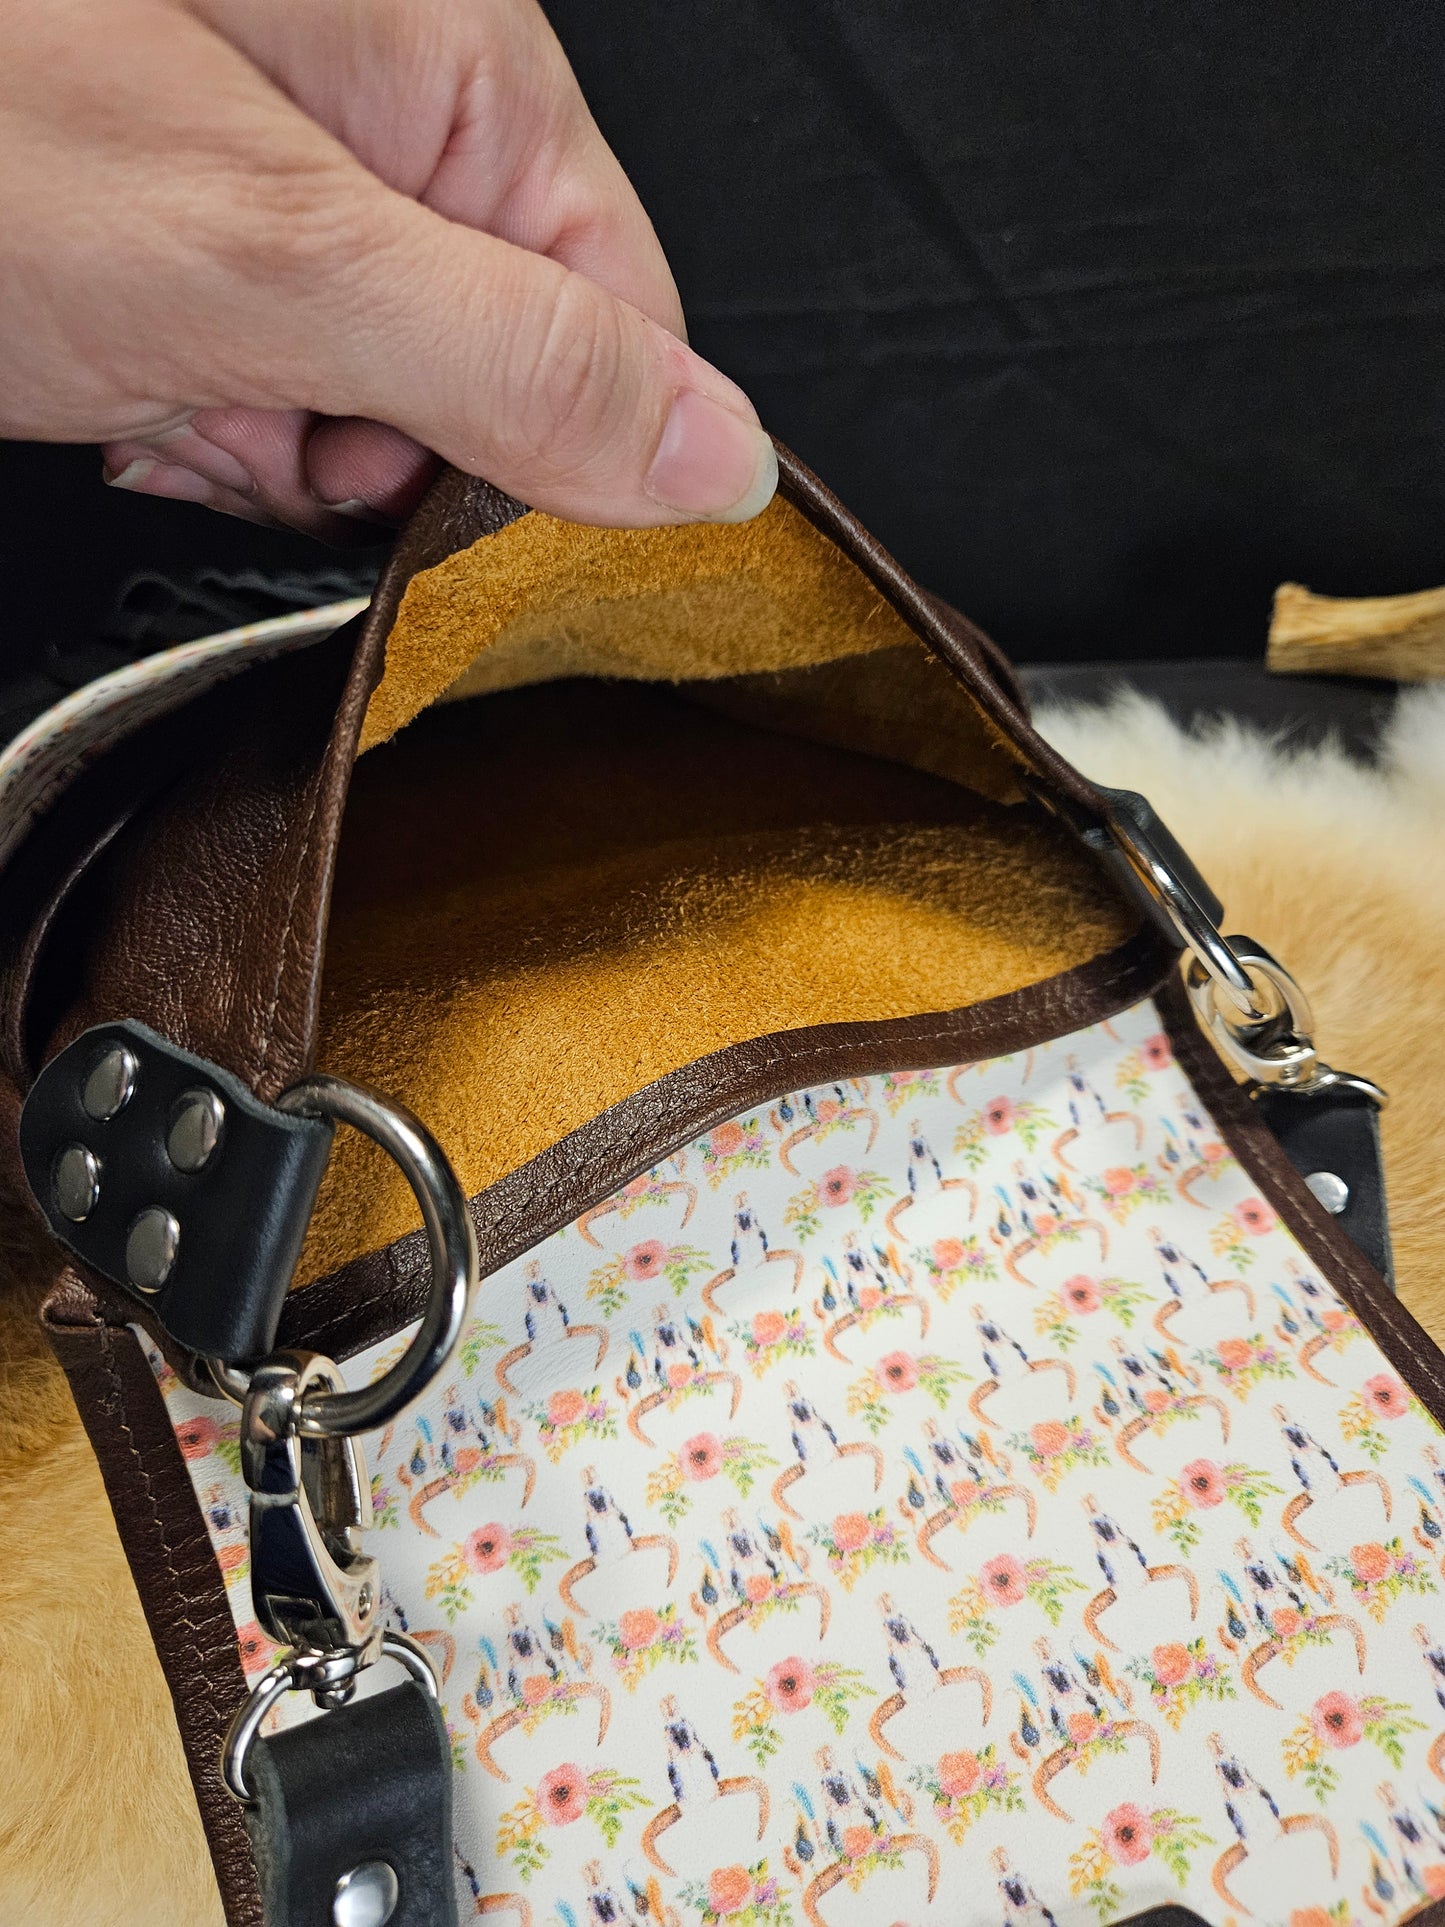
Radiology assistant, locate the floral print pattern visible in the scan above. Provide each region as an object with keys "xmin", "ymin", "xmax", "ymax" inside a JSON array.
[{"xmin": 149, "ymin": 999, "xmax": 1445, "ymax": 1927}]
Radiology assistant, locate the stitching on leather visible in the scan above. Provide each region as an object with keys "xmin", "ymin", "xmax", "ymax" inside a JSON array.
[
  {"xmin": 95, "ymin": 1320, "xmax": 220, "ymax": 1729},
  {"xmin": 255, "ymin": 765, "xmax": 325, "ymax": 1090}
]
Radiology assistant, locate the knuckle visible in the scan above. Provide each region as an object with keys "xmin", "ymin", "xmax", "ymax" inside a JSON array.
[
  {"xmin": 197, "ymin": 151, "xmax": 371, "ymax": 292},
  {"xmin": 494, "ymin": 269, "xmax": 627, "ymax": 472}
]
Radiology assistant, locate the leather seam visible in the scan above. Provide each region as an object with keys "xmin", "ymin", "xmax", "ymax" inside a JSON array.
[
  {"xmin": 95, "ymin": 1316, "xmax": 221, "ymax": 1735},
  {"xmin": 254, "ymin": 776, "xmax": 324, "ymax": 1090}
]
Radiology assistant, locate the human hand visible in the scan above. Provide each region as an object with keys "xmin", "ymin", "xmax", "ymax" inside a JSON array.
[{"xmin": 0, "ymin": 0, "xmax": 777, "ymax": 536}]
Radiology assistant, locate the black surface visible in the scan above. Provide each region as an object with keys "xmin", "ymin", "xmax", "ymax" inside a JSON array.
[
  {"xmin": 245, "ymin": 1680, "xmax": 457, "ymax": 1927},
  {"xmin": 542, "ymin": 0, "xmax": 1445, "ymax": 662},
  {"xmin": 19, "ymin": 1020, "xmax": 334, "ymax": 1363},
  {"xmin": 1, "ymin": 1, "xmax": 1443, "ymax": 700}
]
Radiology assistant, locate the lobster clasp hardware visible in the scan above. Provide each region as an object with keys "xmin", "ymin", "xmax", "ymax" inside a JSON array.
[{"xmin": 241, "ymin": 1350, "xmax": 380, "ymax": 1659}]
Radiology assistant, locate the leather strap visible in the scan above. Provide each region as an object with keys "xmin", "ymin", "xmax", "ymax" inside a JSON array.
[
  {"xmin": 244, "ymin": 1682, "xmax": 457, "ymax": 1927},
  {"xmin": 1254, "ymin": 1084, "xmax": 1394, "ymax": 1285},
  {"xmin": 19, "ymin": 1020, "xmax": 333, "ymax": 1360}
]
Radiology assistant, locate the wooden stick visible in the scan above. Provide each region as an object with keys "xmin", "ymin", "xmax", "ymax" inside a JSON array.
[{"xmin": 1268, "ymin": 580, "xmax": 1445, "ymax": 681}]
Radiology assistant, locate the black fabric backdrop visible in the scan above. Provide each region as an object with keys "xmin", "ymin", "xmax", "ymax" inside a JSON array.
[{"xmin": 1, "ymin": 0, "xmax": 1442, "ymax": 707}]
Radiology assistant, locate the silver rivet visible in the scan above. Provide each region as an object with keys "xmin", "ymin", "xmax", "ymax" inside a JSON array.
[
  {"xmin": 167, "ymin": 1088, "xmax": 224, "ymax": 1173},
  {"xmin": 82, "ymin": 1044, "xmax": 137, "ymax": 1121},
  {"xmin": 1305, "ymin": 1170, "xmax": 1350, "ymax": 1216},
  {"xmin": 125, "ymin": 1207, "xmax": 179, "ymax": 1292},
  {"xmin": 332, "ymin": 1861, "xmax": 399, "ymax": 1927},
  {"xmin": 54, "ymin": 1145, "xmax": 101, "ymax": 1222}
]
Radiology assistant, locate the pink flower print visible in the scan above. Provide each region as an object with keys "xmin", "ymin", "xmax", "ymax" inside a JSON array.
[
  {"xmin": 710, "ymin": 1122, "xmax": 745, "ymax": 1156},
  {"xmin": 1179, "ymin": 1459, "xmax": 1225, "ymax": 1508},
  {"xmin": 819, "ymin": 1167, "xmax": 856, "ymax": 1207},
  {"xmin": 176, "ymin": 1415, "xmax": 220, "ymax": 1460},
  {"xmin": 623, "ymin": 1239, "xmax": 668, "ymax": 1281},
  {"xmin": 1101, "ymin": 1803, "xmax": 1154, "ymax": 1865},
  {"xmin": 933, "ymin": 1238, "xmax": 966, "ymax": 1269},
  {"xmin": 1233, "ymin": 1197, "xmax": 1276, "ymax": 1236},
  {"xmin": 979, "ymin": 1554, "xmax": 1027, "ymax": 1607},
  {"xmin": 1062, "ymin": 1275, "xmax": 1102, "ymax": 1314},
  {"xmin": 752, "ymin": 1310, "xmax": 786, "ymax": 1345},
  {"xmin": 1140, "ymin": 1034, "xmax": 1173, "ymax": 1070},
  {"xmin": 708, "ymin": 1867, "xmax": 752, "ymax": 1916},
  {"xmin": 983, "ymin": 1097, "xmax": 1015, "ymax": 1135},
  {"xmin": 1030, "ymin": 1420, "xmax": 1071, "ymax": 1458},
  {"xmin": 1310, "ymin": 1691, "xmax": 1364, "ymax": 1748},
  {"xmin": 680, "ymin": 1433, "xmax": 722, "ymax": 1481},
  {"xmin": 667, "ymin": 1362, "xmax": 692, "ymax": 1388},
  {"xmin": 1151, "ymin": 1643, "xmax": 1192, "ymax": 1686},
  {"xmin": 1361, "ymin": 1372, "xmax": 1408, "ymax": 1419},
  {"xmin": 938, "ymin": 1750, "xmax": 980, "ymax": 1797},
  {"xmin": 766, "ymin": 1657, "xmax": 815, "ymax": 1712},
  {"xmin": 1102, "ymin": 1167, "xmax": 1135, "ymax": 1197},
  {"xmin": 618, "ymin": 1609, "xmax": 660, "ymax": 1650},
  {"xmin": 1352, "ymin": 1541, "xmax": 1390, "ymax": 1581},
  {"xmin": 832, "ymin": 1511, "xmax": 870, "ymax": 1552},
  {"xmin": 536, "ymin": 1762, "xmax": 587, "ymax": 1825},
  {"xmin": 877, "ymin": 1351, "xmax": 919, "ymax": 1392},
  {"xmin": 463, "ymin": 1523, "xmax": 511, "ymax": 1573},
  {"xmin": 548, "ymin": 1389, "xmax": 585, "ymax": 1426},
  {"xmin": 235, "ymin": 1622, "xmax": 274, "ymax": 1675}
]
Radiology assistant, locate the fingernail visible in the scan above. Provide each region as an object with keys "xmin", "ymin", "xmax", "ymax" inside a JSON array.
[
  {"xmin": 106, "ymin": 460, "xmax": 217, "ymax": 506},
  {"xmin": 105, "ymin": 458, "xmax": 155, "ymax": 491},
  {"xmin": 645, "ymin": 390, "xmax": 778, "ymax": 524},
  {"xmin": 151, "ymin": 425, "xmax": 255, "ymax": 493},
  {"xmin": 313, "ymin": 495, "xmax": 394, "ymax": 525}
]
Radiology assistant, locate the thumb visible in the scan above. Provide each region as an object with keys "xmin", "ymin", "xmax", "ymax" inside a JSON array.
[{"xmin": 303, "ymin": 192, "xmax": 777, "ymax": 528}]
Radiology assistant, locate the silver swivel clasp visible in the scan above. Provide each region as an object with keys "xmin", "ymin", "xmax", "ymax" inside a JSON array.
[
  {"xmin": 241, "ymin": 1350, "xmax": 380, "ymax": 1663},
  {"xmin": 222, "ymin": 1350, "xmax": 439, "ymax": 1803}
]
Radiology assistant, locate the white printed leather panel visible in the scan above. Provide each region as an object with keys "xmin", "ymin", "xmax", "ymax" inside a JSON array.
[{"xmin": 151, "ymin": 998, "xmax": 1445, "ymax": 1927}]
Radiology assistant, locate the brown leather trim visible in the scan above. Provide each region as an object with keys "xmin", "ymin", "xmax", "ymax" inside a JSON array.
[
  {"xmin": 281, "ymin": 925, "xmax": 1173, "ymax": 1364},
  {"xmin": 777, "ymin": 451, "xmax": 1103, "ymax": 813},
  {"xmin": 1158, "ymin": 975, "xmax": 1445, "ymax": 1428},
  {"xmin": 41, "ymin": 1272, "xmax": 260, "ymax": 1927}
]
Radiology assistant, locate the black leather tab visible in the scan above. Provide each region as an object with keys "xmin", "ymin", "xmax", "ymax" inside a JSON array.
[
  {"xmin": 18, "ymin": 1019, "xmax": 332, "ymax": 1361},
  {"xmin": 244, "ymin": 1681, "xmax": 457, "ymax": 1927},
  {"xmin": 1254, "ymin": 1084, "xmax": 1394, "ymax": 1286}
]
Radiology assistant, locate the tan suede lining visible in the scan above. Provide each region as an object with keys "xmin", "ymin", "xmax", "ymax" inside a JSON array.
[
  {"xmin": 305, "ymin": 683, "xmax": 1132, "ymax": 1281},
  {"xmin": 359, "ymin": 495, "xmax": 1016, "ymax": 803}
]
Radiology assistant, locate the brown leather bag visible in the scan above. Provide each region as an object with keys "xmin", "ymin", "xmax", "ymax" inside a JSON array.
[{"xmin": 1, "ymin": 450, "xmax": 1431, "ymax": 1927}]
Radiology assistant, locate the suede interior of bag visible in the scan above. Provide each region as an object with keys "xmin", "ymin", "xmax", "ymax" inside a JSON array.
[
  {"xmin": 298, "ymin": 496, "xmax": 1134, "ymax": 1283},
  {"xmin": 302, "ymin": 680, "xmax": 1132, "ymax": 1282}
]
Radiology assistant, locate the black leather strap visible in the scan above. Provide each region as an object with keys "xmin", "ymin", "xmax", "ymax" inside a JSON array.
[
  {"xmin": 18, "ymin": 1019, "xmax": 332, "ymax": 1361},
  {"xmin": 244, "ymin": 1681, "xmax": 458, "ymax": 1927},
  {"xmin": 1255, "ymin": 1084, "xmax": 1394, "ymax": 1286}
]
